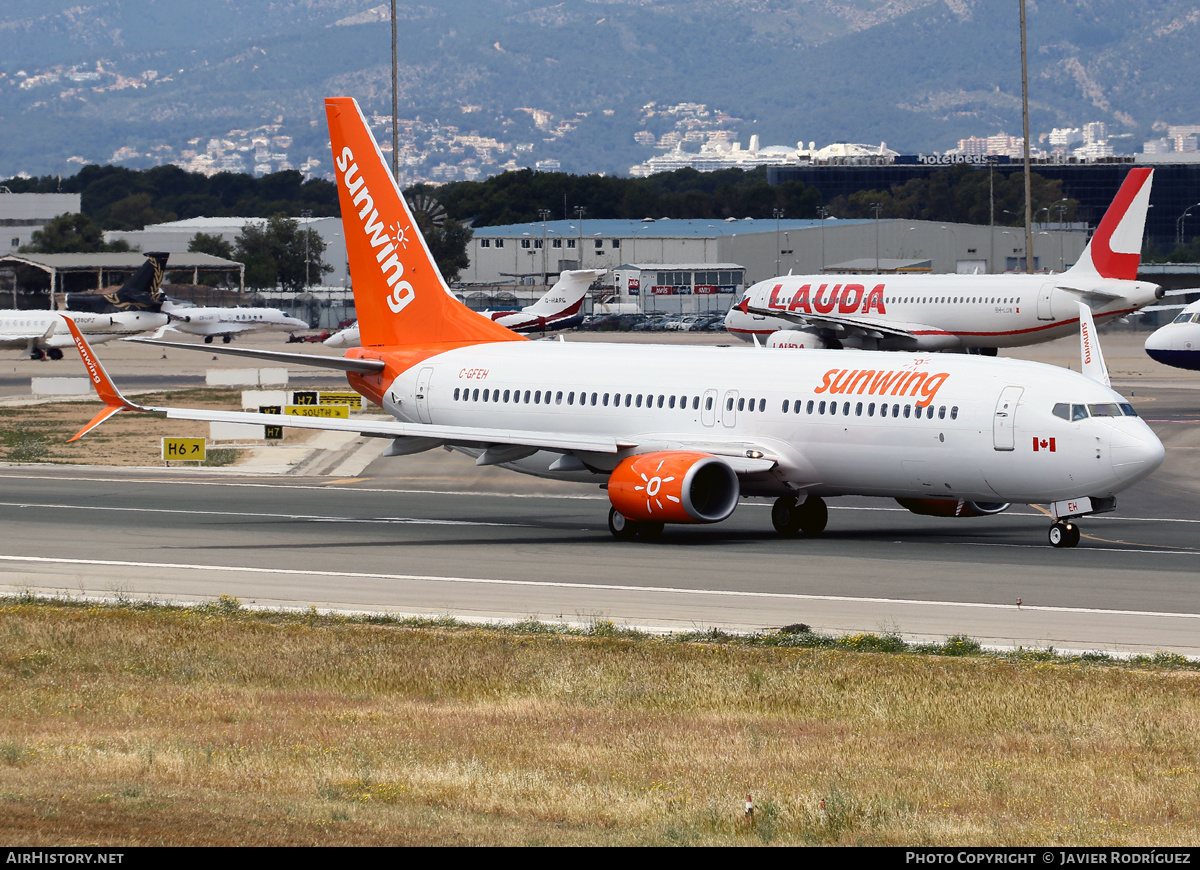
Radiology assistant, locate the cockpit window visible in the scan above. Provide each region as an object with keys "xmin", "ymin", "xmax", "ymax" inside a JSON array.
[
  {"xmin": 1053, "ymin": 403, "xmax": 1070, "ymax": 421},
  {"xmin": 1071, "ymin": 404, "xmax": 1088, "ymax": 421},
  {"xmin": 1119, "ymin": 403, "xmax": 1138, "ymax": 417},
  {"xmin": 1088, "ymin": 403, "xmax": 1122, "ymax": 417}
]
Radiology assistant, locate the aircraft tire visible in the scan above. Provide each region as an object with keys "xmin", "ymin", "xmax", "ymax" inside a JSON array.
[
  {"xmin": 47, "ymin": 348, "xmax": 63, "ymax": 360},
  {"xmin": 1064, "ymin": 522, "xmax": 1081, "ymax": 547},
  {"xmin": 608, "ymin": 507, "xmax": 639, "ymax": 540},
  {"xmin": 222, "ymin": 335, "xmax": 232, "ymax": 344},
  {"xmin": 1048, "ymin": 521, "xmax": 1079, "ymax": 548},
  {"xmin": 636, "ymin": 521, "xmax": 664, "ymax": 541},
  {"xmin": 771, "ymin": 497, "xmax": 803, "ymax": 536},
  {"xmin": 798, "ymin": 495, "xmax": 828, "ymax": 536},
  {"xmin": 203, "ymin": 336, "xmax": 213, "ymax": 344}
]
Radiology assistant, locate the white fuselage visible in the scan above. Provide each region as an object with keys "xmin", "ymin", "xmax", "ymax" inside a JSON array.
[
  {"xmin": 166, "ymin": 306, "xmax": 308, "ymax": 338},
  {"xmin": 370, "ymin": 341, "xmax": 1162, "ymax": 505},
  {"xmin": 0, "ymin": 309, "xmax": 169, "ymax": 351},
  {"xmin": 1144, "ymin": 301, "xmax": 1200, "ymax": 371},
  {"xmin": 725, "ymin": 273, "xmax": 1161, "ymax": 350}
]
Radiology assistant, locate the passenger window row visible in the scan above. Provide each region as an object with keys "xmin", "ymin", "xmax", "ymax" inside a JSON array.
[
  {"xmin": 784, "ymin": 398, "xmax": 958, "ymax": 421},
  {"xmin": 453, "ymin": 387, "xmax": 711, "ymax": 411}
]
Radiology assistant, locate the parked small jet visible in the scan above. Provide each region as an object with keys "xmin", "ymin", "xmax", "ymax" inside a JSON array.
[
  {"xmin": 158, "ymin": 303, "xmax": 309, "ymax": 343},
  {"xmin": 724, "ymin": 168, "xmax": 1162, "ymax": 353}
]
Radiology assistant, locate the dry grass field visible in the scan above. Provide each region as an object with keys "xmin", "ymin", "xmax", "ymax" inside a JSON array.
[
  {"xmin": 2, "ymin": 598, "xmax": 1198, "ymax": 846},
  {"xmin": 0, "ymin": 390, "xmax": 315, "ymax": 466}
]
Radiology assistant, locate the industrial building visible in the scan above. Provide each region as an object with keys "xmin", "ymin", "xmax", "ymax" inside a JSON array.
[
  {"xmin": 0, "ymin": 191, "xmax": 82, "ymax": 253},
  {"xmin": 466, "ymin": 217, "xmax": 1085, "ymax": 311},
  {"xmin": 104, "ymin": 215, "xmax": 348, "ymax": 287}
]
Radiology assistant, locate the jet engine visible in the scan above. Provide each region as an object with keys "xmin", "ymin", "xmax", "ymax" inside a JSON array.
[
  {"xmin": 765, "ymin": 329, "xmax": 829, "ymax": 349},
  {"xmin": 608, "ymin": 451, "xmax": 740, "ymax": 524},
  {"xmin": 895, "ymin": 498, "xmax": 1010, "ymax": 518}
]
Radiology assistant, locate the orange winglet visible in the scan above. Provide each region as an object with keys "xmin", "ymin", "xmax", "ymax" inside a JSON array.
[{"xmin": 62, "ymin": 315, "xmax": 143, "ymax": 441}]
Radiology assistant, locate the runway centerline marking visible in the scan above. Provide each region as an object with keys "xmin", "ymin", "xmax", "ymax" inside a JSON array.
[
  {"xmin": 2, "ymin": 553, "xmax": 1199, "ymax": 622},
  {"xmin": 1, "ymin": 472, "xmax": 1199, "ymax": 526},
  {"xmin": 0, "ymin": 501, "xmax": 539, "ymax": 529}
]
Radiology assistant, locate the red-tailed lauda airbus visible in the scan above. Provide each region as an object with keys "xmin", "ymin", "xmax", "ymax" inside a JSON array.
[
  {"xmin": 64, "ymin": 97, "xmax": 1165, "ymax": 548},
  {"xmin": 724, "ymin": 167, "xmax": 1162, "ymax": 352}
]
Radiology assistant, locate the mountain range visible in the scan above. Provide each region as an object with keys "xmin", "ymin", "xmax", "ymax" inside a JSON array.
[{"xmin": 0, "ymin": 0, "xmax": 1196, "ymax": 182}]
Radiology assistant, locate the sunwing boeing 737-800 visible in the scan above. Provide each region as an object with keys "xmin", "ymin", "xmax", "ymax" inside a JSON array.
[
  {"xmin": 724, "ymin": 167, "xmax": 1162, "ymax": 352},
  {"xmin": 64, "ymin": 97, "xmax": 1165, "ymax": 548}
]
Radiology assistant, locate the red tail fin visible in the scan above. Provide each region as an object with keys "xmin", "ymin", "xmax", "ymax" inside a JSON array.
[
  {"xmin": 1069, "ymin": 167, "xmax": 1153, "ymax": 281},
  {"xmin": 324, "ymin": 97, "xmax": 522, "ymax": 348}
]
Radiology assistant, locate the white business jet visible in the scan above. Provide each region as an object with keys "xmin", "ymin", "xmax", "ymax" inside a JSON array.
[
  {"xmin": 725, "ymin": 168, "xmax": 1162, "ymax": 353},
  {"xmin": 158, "ymin": 302, "xmax": 309, "ymax": 344},
  {"xmin": 67, "ymin": 97, "xmax": 1164, "ymax": 549}
]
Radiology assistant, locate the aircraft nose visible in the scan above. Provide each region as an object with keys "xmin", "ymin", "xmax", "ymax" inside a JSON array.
[{"xmin": 1109, "ymin": 424, "xmax": 1165, "ymax": 484}]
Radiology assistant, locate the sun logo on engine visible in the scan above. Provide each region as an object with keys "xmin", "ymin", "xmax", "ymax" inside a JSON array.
[{"xmin": 633, "ymin": 459, "xmax": 680, "ymax": 514}]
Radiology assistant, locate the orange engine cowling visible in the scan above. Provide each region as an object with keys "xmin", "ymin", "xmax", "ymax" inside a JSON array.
[
  {"xmin": 896, "ymin": 498, "xmax": 1010, "ymax": 518},
  {"xmin": 608, "ymin": 451, "xmax": 740, "ymax": 524}
]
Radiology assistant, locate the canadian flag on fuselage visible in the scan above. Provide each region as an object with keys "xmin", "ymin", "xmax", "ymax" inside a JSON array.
[{"xmin": 324, "ymin": 97, "xmax": 522, "ymax": 349}]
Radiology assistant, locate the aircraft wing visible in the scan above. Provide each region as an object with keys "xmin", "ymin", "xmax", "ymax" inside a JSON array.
[
  {"xmin": 124, "ymin": 337, "xmax": 386, "ymax": 374},
  {"xmin": 743, "ymin": 304, "xmax": 920, "ymax": 340},
  {"xmin": 159, "ymin": 406, "xmax": 632, "ymax": 454},
  {"xmin": 70, "ymin": 316, "xmax": 784, "ymax": 472}
]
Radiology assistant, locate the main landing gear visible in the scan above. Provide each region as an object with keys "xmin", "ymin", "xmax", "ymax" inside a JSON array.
[
  {"xmin": 607, "ymin": 495, "xmax": 830, "ymax": 541},
  {"xmin": 1048, "ymin": 521, "xmax": 1081, "ymax": 548},
  {"xmin": 607, "ymin": 507, "xmax": 663, "ymax": 541},
  {"xmin": 771, "ymin": 495, "xmax": 828, "ymax": 537}
]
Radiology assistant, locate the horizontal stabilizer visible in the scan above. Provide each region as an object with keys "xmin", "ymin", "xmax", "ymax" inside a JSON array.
[{"xmin": 124, "ymin": 338, "xmax": 386, "ymax": 373}]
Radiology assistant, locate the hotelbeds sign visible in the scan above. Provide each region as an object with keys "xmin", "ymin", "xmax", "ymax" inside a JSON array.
[{"xmin": 895, "ymin": 154, "xmax": 1012, "ymax": 165}]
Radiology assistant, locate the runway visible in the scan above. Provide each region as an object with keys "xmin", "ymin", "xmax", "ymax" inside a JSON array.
[{"xmin": 1, "ymin": 330, "xmax": 1198, "ymax": 657}]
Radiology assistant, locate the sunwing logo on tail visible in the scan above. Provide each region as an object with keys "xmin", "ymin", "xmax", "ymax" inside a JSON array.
[{"xmin": 335, "ymin": 145, "xmax": 416, "ymax": 315}]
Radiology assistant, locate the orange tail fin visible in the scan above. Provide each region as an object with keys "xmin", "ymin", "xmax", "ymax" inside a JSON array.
[{"xmin": 324, "ymin": 97, "xmax": 522, "ymax": 349}]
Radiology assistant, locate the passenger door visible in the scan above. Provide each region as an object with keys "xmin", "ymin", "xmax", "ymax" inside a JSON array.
[
  {"xmin": 415, "ymin": 366, "xmax": 434, "ymax": 423},
  {"xmin": 993, "ymin": 385, "xmax": 1024, "ymax": 451}
]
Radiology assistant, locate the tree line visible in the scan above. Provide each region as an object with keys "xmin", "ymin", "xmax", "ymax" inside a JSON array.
[{"xmin": 16, "ymin": 160, "xmax": 1157, "ymax": 283}]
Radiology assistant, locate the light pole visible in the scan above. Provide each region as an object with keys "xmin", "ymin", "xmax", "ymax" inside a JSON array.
[
  {"xmin": 1176, "ymin": 202, "xmax": 1200, "ymax": 247},
  {"xmin": 574, "ymin": 206, "xmax": 586, "ymax": 268},
  {"xmin": 818, "ymin": 206, "xmax": 829, "ymax": 271},
  {"xmin": 301, "ymin": 208, "xmax": 312, "ymax": 295},
  {"xmin": 773, "ymin": 207, "xmax": 784, "ymax": 274},
  {"xmin": 538, "ymin": 208, "xmax": 551, "ymax": 284},
  {"xmin": 871, "ymin": 202, "xmax": 882, "ymax": 272}
]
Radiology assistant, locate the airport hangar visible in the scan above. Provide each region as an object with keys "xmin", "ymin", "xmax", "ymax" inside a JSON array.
[
  {"xmin": 463, "ymin": 217, "xmax": 1086, "ymax": 314},
  {"xmin": 105, "ymin": 215, "xmax": 349, "ymax": 288}
]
